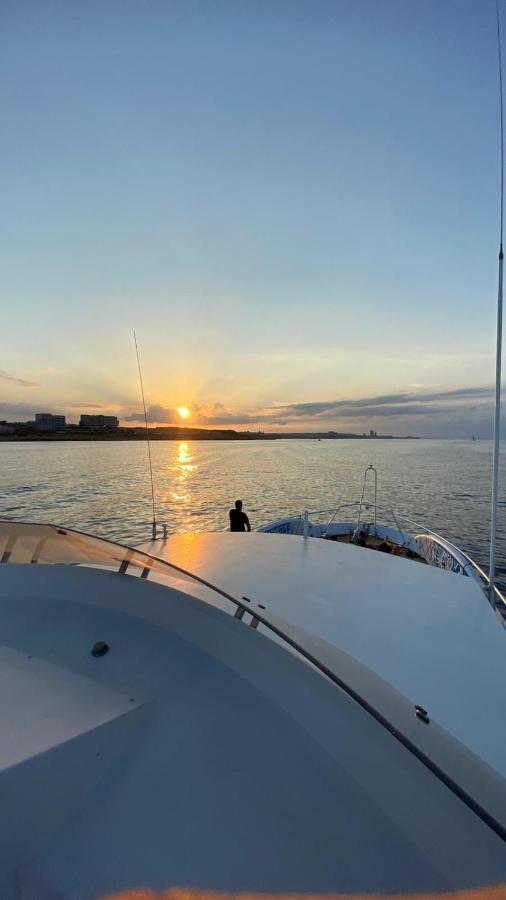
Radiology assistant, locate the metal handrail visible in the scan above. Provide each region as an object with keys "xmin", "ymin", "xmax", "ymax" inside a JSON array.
[
  {"xmin": 239, "ymin": 598, "xmax": 506, "ymax": 844},
  {"xmin": 284, "ymin": 500, "xmax": 480, "ymax": 554},
  {"xmin": 2, "ymin": 521, "xmax": 506, "ymax": 840},
  {"xmin": 356, "ymin": 465, "xmax": 378, "ymax": 533},
  {"xmin": 2, "ymin": 522, "xmax": 505, "ymax": 841},
  {"xmin": 0, "ymin": 521, "xmax": 245, "ymax": 613},
  {"xmin": 263, "ymin": 503, "xmax": 506, "ymax": 610},
  {"xmin": 324, "ymin": 501, "xmax": 364, "ymax": 533}
]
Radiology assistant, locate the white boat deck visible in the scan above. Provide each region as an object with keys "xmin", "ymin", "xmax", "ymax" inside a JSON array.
[
  {"xmin": 139, "ymin": 531, "xmax": 506, "ymax": 779},
  {"xmin": 1, "ymin": 562, "xmax": 506, "ymax": 897}
]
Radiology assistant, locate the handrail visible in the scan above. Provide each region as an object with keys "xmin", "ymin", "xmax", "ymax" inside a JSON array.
[
  {"xmin": 0, "ymin": 521, "xmax": 243, "ymax": 613},
  {"xmin": 324, "ymin": 501, "xmax": 364, "ymax": 533},
  {"xmin": 356, "ymin": 465, "xmax": 378, "ymax": 533},
  {"xmin": 289, "ymin": 501, "xmax": 446, "ymax": 537},
  {"xmin": 240, "ymin": 600, "xmax": 506, "ymax": 844},
  {"xmin": 386, "ymin": 506, "xmax": 410, "ymax": 548},
  {"xmin": 2, "ymin": 520, "xmax": 506, "ymax": 841},
  {"xmin": 1, "ymin": 522, "xmax": 505, "ymax": 842},
  {"xmin": 260, "ymin": 503, "xmax": 506, "ymax": 610}
]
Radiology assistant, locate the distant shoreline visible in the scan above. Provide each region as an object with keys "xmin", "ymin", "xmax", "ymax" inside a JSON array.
[{"xmin": 0, "ymin": 426, "xmax": 419, "ymax": 442}]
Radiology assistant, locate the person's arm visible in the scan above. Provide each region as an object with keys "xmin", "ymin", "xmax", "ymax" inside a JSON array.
[{"xmin": 244, "ymin": 514, "xmax": 251, "ymax": 532}]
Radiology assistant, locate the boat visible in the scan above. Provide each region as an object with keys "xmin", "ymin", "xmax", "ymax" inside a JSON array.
[
  {"xmin": 2, "ymin": 188, "xmax": 506, "ymax": 900},
  {"xmin": 2, "ymin": 5, "xmax": 506, "ymax": 898},
  {"xmin": 135, "ymin": 477, "xmax": 506, "ymax": 782},
  {"xmin": 258, "ymin": 465, "xmax": 506, "ymax": 614},
  {"xmin": 1, "ymin": 375, "xmax": 506, "ymax": 889},
  {"xmin": 1, "ymin": 517, "xmax": 506, "ymax": 899}
]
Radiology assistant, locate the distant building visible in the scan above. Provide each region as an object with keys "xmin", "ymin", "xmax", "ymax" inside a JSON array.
[
  {"xmin": 0, "ymin": 421, "xmax": 15, "ymax": 435},
  {"xmin": 369, "ymin": 429, "xmax": 377, "ymax": 438},
  {"xmin": 79, "ymin": 414, "xmax": 119, "ymax": 430},
  {"xmin": 35, "ymin": 413, "xmax": 66, "ymax": 432}
]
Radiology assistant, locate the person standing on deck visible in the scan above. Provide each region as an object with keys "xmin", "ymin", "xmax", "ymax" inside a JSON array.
[{"xmin": 229, "ymin": 499, "xmax": 251, "ymax": 532}]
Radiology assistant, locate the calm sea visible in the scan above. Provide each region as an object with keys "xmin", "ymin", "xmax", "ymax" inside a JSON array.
[{"xmin": 0, "ymin": 438, "xmax": 505, "ymax": 588}]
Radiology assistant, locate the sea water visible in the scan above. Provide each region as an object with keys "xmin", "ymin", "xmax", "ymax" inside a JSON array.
[{"xmin": 0, "ymin": 438, "xmax": 504, "ymax": 587}]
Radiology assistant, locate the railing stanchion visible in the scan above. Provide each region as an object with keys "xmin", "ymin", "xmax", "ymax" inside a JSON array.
[{"xmin": 357, "ymin": 466, "xmax": 377, "ymax": 535}]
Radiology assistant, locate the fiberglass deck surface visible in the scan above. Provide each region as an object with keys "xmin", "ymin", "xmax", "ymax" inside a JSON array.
[{"xmin": 139, "ymin": 531, "xmax": 506, "ymax": 778}]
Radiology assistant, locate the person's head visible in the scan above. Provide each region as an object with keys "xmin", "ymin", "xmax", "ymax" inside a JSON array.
[{"xmin": 235, "ymin": 499, "xmax": 243, "ymax": 510}]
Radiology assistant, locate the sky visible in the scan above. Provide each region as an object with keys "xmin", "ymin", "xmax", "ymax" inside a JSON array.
[{"xmin": 1, "ymin": 0, "xmax": 504, "ymax": 437}]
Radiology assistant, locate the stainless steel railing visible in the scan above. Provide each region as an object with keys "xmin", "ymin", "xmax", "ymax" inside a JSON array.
[{"xmin": 1, "ymin": 521, "xmax": 504, "ymax": 843}]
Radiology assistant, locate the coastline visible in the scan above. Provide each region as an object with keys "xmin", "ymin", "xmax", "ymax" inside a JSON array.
[{"xmin": 0, "ymin": 427, "xmax": 419, "ymax": 442}]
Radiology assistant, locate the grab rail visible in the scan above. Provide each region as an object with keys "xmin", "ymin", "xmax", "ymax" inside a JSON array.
[
  {"xmin": 0, "ymin": 521, "xmax": 245, "ymax": 613},
  {"xmin": 356, "ymin": 465, "xmax": 378, "ymax": 533},
  {"xmin": 324, "ymin": 501, "xmax": 364, "ymax": 534},
  {"xmin": 259, "ymin": 503, "xmax": 506, "ymax": 612},
  {"xmin": 1, "ymin": 522, "xmax": 505, "ymax": 843}
]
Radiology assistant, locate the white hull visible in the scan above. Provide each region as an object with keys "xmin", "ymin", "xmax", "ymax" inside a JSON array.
[
  {"xmin": 259, "ymin": 504, "xmax": 505, "ymax": 613},
  {"xmin": 138, "ymin": 529, "xmax": 506, "ymax": 780},
  {"xmin": 1, "ymin": 521, "xmax": 505, "ymax": 897}
]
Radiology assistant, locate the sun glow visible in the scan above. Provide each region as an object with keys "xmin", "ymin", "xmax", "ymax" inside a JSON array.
[{"xmin": 177, "ymin": 406, "xmax": 190, "ymax": 419}]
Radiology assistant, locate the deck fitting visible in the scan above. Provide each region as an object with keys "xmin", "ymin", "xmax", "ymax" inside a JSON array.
[{"xmin": 91, "ymin": 641, "xmax": 110, "ymax": 658}]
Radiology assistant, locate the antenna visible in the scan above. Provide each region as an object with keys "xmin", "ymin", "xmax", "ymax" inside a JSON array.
[
  {"xmin": 489, "ymin": 0, "xmax": 504, "ymax": 602},
  {"xmin": 133, "ymin": 331, "xmax": 157, "ymax": 541}
]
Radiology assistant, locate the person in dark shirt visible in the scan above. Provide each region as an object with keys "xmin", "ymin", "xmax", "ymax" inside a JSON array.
[{"xmin": 229, "ymin": 499, "xmax": 251, "ymax": 532}]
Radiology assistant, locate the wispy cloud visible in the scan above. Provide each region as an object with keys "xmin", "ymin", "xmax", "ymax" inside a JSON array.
[
  {"xmin": 122, "ymin": 385, "xmax": 495, "ymax": 436},
  {"xmin": 264, "ymin": 386, "xmax": 494, "ymax": 422},
  {"xmin": 0, "ymin": 400, "xmax": 104, "ymax": 420},
  {"xmin": 0, "ymin": 401, "xmax": 37, "ymax": 417},
  {"xmin": 65, "ymin": 402, "xmax": 105, "ymax": 409},
  {"xmin": 0, "ymin": 369, "xmax": 38, "ymax": 388}
]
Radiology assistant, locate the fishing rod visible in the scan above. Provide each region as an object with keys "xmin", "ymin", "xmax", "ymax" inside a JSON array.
[
  {"xmin": 133, "ymin": 331, "xmax": 157, "ymax": 541},
  {"xmin": 489, "ymin": 0, "xmax": 504, "ymax": 602}
]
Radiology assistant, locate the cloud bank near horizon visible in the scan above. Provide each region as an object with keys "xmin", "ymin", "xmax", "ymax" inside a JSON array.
[
  {"xmin": 122, "ymin": 385, "xmax": 496, "ymax": 436},
  {"xmin": 0, "ymin": 385, "xmax": 498, "ymax": 437}
]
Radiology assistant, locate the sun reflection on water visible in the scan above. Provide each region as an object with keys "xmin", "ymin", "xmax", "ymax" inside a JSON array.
[
  {"xmin": 176, "ymin": 442, "xmax": 196, "ymax": 473},
  {"xmin": 170, "ymin": 443, "xmax": 197, "ymax": 514}
]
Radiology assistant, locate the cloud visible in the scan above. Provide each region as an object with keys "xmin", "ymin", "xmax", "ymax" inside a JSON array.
[
  {"xmin": 0, "ymin": 384, "xmax": 496, "ymax": 437},
  {"xmin": 122, "ymin": 401, "xmax": 259, "ymax": 427},
  {"xmin": 0, "ymin": 400, "xmax": 103, "ymax": 421},
  {"xmin": 124, "ymin": 404, "xmax": 182, "ymax": 424},
  {"xmin": 0, "ymin": 369, "xmax": 38, "ymax": 388},
  {"xmin": 0, "ymin": 401, "xmax": 37, "ymax": 417},
  {"xmin": 273, "ymin": 386, "xmax": 494, "ymax": 420},
  {"xmin": 118, "ymin": 385, "xmax": 497, "ymax": 437},
  {"xmin": 124, "ymin": 400, "xmax": 249, "ymax": 426},
  {"xmin": 66, "ymin": 402, "xmax": 105, "ymax": 409}
]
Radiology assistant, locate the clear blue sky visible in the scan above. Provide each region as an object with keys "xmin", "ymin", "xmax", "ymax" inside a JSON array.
[{"xmin": 1, "ymin": 0, "xmax": 503, "ymax": 435}]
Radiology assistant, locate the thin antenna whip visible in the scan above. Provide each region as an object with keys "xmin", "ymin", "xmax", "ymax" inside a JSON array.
[
  {"xmin": 133, "ymin": 331, "xmax": 157, "ymax": 541},
  {"xmin": 489, "ymin": 0, "xmax": 504, "ymax": 601}
]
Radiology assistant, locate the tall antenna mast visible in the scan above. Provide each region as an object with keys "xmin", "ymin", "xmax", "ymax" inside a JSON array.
[
  {"xmin": 133, "ymin": 331, "xmax": 157, "ymax": 541},
  {"xmin": 489, "ymin": 0, "xmax": 504, "ymax": 602}
]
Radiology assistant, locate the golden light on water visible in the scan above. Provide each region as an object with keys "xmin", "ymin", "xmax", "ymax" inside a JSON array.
[
  {"xmin": 176, "ymin": 441, "xmax": 194, "ymax": 470},
  {"xmin": 177, "ymin": 406, "xmax": 190, "ymax": 419},
  {"xmin": 168, "ymin": 442, "xmax": 197, "ymax": 527}
]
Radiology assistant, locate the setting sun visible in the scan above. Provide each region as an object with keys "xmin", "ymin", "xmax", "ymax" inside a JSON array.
[{"xmin": 177, "ymin": 407, "xmax": 190, "ymax": 419}]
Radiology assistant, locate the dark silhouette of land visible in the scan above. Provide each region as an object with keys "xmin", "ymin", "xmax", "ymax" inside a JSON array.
[{"xmin": 0, "ymin": 424, "xmax": 419, "ymax": 442}]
